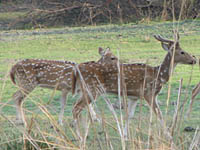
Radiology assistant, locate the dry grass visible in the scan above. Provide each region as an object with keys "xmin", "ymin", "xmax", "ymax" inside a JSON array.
[{"xmin": 0, "ymin": 5, "xmax": 199, "ymax": 148}]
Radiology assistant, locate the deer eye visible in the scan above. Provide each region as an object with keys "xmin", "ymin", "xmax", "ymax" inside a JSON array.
[
  {"xmin": 111, "ymin": 57, "xmax": 116, "ymax": 60},
  {"xmin": 181, "ymin": 51, "xmax": 185, "ymax": 55}
]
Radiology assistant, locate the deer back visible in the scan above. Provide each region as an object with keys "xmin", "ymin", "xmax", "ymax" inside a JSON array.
[{"xmin": 10, "ymin": 59, "xmax": 75, "ymax": 90}]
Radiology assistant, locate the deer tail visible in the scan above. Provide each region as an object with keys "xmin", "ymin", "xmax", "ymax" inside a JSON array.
[
  {"xmin": 71, "ymin": 67, "xmax": 77, "ymax": 96},
  {"xmin": 10, "ymin": 64, "xmax": 17, "ymax": 85}
]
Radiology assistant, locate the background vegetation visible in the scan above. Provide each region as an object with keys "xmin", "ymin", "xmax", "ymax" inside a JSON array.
[{"xmin": 0, "ymin": 0, "xmax": 200, "ymax": 29}]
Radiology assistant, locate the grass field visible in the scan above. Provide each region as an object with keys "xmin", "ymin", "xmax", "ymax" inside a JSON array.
[{"xmin": 0, "ymin": 20, "xmax": 200, "ymax": 149}]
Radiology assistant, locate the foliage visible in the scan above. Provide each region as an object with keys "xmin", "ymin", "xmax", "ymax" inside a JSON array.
[{"xmin": 0, "ymin": 0, "xmax": 200, "ymax": 29}]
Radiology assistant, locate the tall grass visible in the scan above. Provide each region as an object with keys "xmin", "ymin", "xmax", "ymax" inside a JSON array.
[{"xmin": 0, "ymin": 4, "xmax": 200, "ymax": 148}]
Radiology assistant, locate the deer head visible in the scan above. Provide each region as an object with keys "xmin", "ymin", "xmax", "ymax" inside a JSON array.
[
  {"xmin": 97, "ymin": 47, "xmax": 119, "ymax": 65},
  {"xmin": 154, "ymin": 33, "xmax": 196, "ymax": 65}
]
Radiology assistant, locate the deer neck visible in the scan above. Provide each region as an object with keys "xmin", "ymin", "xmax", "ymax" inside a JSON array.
[{"xmin": 156, "ymin": 52, "xmax": 177, "ymax": 84}]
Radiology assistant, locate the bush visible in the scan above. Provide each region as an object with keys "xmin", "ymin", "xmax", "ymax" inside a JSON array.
[{"xmin": 3, "ymin": 0, "xmax": 200, "ymax": 29}]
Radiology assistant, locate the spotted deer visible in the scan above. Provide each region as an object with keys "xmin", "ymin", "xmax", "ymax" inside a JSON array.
[
  {"xmin": 10, "ymin": 47, "xmax": 118, "ymax": 126},
  {"xmin": 72, "ymin": 33, "xmax": 196, "ymax": 138}
]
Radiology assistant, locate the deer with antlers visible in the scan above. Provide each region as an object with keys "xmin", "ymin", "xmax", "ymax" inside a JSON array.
[
  {"xmin": 10, "ymin": 47, "xmax": 118, "ymax": 126},
  {"xmin": 72, "ymin": 33, "xmax": 196, "ymax": 139}
]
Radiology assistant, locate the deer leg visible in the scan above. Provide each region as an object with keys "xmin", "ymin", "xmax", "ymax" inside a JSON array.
[
  {"xmin": 124, "ymin": 99, "xmax": 138, "ymax": 139},
  {"xmin": 58, "ymin": 90, "xmax": 68, "ymax": 126},
  {"xmin": 73, "ymin": 97, "xmax": 98, "ymax": 123},
  {"xmin": 13, "ymin": 74, "xmax": 37, "ymax": 126},
  {"xmin": 13, "ymin": 86, "xmax": 34, "ymax": 126},
  {"xmin": 144, "ymin": 94, "xmax": 163, "ymax": 123},
  {"xmin": 144, "ymin": 94, "xmax": 174, "ymax": 145},
  {"xmin": 13, "ymin": 90, "xmax": 26, "ymax": 125},
  {"xmin": 71, "ymin": 95, "xmax": 92, "ymax": 141},
  {"xmin": 72, "ymin": 95, "xmax": 91, "ymax": 121}
]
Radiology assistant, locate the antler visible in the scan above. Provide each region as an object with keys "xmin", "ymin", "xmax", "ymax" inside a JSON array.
[
  {"xmin": 154, "ymin": 35, "xmax": 173, "ymax": 43},
  {"xmin": 173, "ymin": 30, "xmax": 180, "ymax": 41}
]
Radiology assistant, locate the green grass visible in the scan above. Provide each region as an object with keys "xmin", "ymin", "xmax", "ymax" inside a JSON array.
[{"xmin": 0, "ymin": 20, "xmax": 200, "ymax": 149}]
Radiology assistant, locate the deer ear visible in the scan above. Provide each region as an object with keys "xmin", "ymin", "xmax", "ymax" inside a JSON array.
[
  {"xmin": 99, "ymin": 47, "xmax": 105, "ymax": 56},
  {"xmin": 161, "ymin": 43, "xmax": 169, "ymax": 51},
  {"xmin": 105, "ymin": 47, "xmax": 110, "ymax": 52},
  {"xmin": 103, "ymin": 47, "xmax": 111, "ymax": 55}
]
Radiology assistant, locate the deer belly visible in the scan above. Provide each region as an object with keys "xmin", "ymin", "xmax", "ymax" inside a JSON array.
[{"xmin": 38, "ymin": 80, "xmax": 71, "ymax": 91}]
